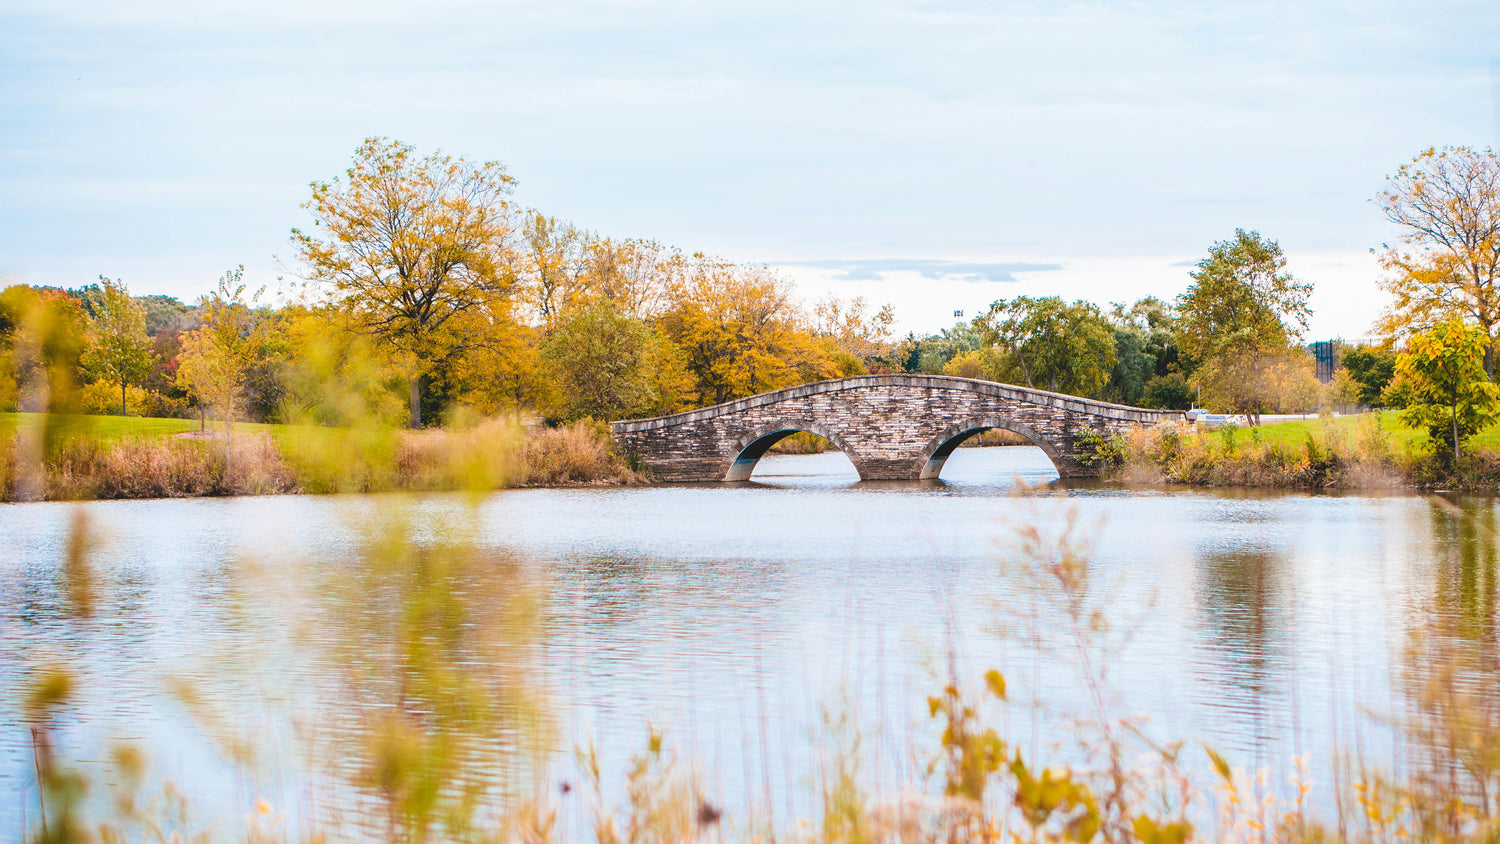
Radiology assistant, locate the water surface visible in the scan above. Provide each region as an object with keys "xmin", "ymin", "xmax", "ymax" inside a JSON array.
[{"xmin": 1, "ymin": 446, "xmax": 1492, "ymax": 836}]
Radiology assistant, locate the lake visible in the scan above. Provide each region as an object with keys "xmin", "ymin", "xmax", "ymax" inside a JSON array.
[{"xmin": 1, "ymin": 445, "xmax": 1493, "ymax": 839}]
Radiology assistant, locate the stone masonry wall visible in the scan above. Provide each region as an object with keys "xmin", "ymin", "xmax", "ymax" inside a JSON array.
[{"xmin": 610, "ymin": 375, "xmax": 1180, "ymax": 482}]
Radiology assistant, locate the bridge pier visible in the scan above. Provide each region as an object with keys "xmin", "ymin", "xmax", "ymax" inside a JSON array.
[{"xmin": 610, "ymin": 375, "xmax": 1180, "ymax": 484}]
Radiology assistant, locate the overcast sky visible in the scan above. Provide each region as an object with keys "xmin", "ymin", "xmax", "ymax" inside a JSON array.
[{"xmin": 2, "ymin": 0, "xmax": 1497, "ymax": 339}]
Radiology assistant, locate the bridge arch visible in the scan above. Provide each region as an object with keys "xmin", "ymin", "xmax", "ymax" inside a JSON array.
[
  {"xmin": 611, "ymin": 375, "xmax": 1178, "ymax": 482},
  {"xmin": 916, "ymin": 416, "xmax": 1067, "ymax": 479},
  {"xmin": 724, "ymin": 419, "xmax": 862, "ymax": 481}
]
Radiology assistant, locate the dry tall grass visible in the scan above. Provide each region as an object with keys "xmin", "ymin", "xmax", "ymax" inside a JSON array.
[
  {"xmin": 520, "ymin": 419, "xmax": 642, "ymax": 486},
  {"xmin": 1100, "ymin": 419, "xmax": 1408, "ymax": 489},
  {"xmin": 4, "ymin": 433, "xmax": 298, "ymax": 500},
  {"xmin": 0, "ymin": 416, "xmax": 640, "ymax": 502}
]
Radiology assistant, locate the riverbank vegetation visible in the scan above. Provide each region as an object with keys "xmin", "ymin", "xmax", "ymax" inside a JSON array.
[
  {"xmin": 0, "ymin": 414, "xmax": 636, "ymax": 500},
  {"xmin": 17, "ymin": 497, "xmax": 1500, "ymax": 842},
  {"xmin": 1090, "ymin": 411, "xmax": 1500, "ymax": 490}
]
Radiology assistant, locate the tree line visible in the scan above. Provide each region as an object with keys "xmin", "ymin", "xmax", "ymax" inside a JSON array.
[
  {"xmin": 2, "ymin": 139, "xmax": 1495, "ymax": 464},
  {"xmin": 0, "ymin": 139, "xmax": 900, "ymax": 431}
]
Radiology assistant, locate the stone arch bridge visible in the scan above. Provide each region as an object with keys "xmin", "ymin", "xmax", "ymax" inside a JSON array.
[{"xmin": 610, "ymin": 375, "xmax": 1183, "ymax": 482}]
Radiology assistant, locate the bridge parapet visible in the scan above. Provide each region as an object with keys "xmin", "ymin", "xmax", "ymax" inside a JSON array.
[{"xmin": 610, "ymin": 374, "xmax": 1182, "ymax": 483}]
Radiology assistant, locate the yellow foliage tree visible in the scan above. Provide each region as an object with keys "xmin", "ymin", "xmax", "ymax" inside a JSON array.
[
  {"xmin": 519, "ymin": 212, "xmax": 589, "ymax": 324},
  {"xmin": 176, "ymin": 268, "xmax": 265, "ymax": 474},
  {"xmin": 811, "ymin": 294, "xmax": 896, "ymax": 362},
  {"xmin": 657, "ymin": 259, "xmax": 816, "ymax": 404},
  {"xmin": 1375, "ymin": 146, "xmax": 1500, "ymax": 375},
  {"xmin": 442, "ymin": 296, "xmax": 554, "ymax": 417},
  {"xmin": 275, "ymin": 304, "xmax": 407, "ymax": 428},
  {"xmin": 583, "ymin": 237, "xmax": 672, "ymax": 319},
  {"xmin": 293, "ymin": 137, "xmax": 517, "ymax": 427}
]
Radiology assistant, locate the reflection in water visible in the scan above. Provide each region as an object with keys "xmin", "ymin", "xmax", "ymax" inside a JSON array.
[
  {"xmin": 1346, "ymin": 497, "xmax": 1500, "ymax": 828},
  {"xmin": 1425, "ymin": 497, "xmax": 1500, "ymax": 642},
  {"xmin": 1191, "ymin": 544, "xmax": 1289, "ymax": 766},
  {"xmin": 1, "ymin": 447, "xmax": 1498, "ymax": 834}
]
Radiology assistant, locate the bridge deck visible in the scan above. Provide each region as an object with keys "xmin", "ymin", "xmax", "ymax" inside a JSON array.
[{"xmin": 611, "ymin": 374, "xmax": 1169, "ymax": 430}]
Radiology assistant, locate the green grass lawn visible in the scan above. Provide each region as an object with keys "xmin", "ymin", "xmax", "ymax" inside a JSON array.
[
  {"xmin": 0, "ymin": 412, "xmax": 294, "ymax": 443},
  {"xmin": 1251, "ymin": 410, "xmax": 1500, "ymax": 455}
]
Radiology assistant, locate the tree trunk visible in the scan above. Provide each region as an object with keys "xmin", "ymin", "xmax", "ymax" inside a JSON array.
[
  {"xmin": 224, "ymin": 412, "xmax": 234, "ymax": 490},
  {"xmin": 1453, "ymin": 402, "xmax": 1461, "ymax": 462},
  {"xmin": 408, "ymin": 377, "xmax": 422, "ymax": 429},
  {"xmin": 120, "ymin": 379, "xmax": 128, "ymax": 417},
  {"xmin": 1014, "ymin": 345, "xmax": 1034, "ymax": 388}
]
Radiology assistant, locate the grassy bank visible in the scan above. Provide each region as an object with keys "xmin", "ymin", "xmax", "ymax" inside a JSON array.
[
  {"xmin": 1098, "ymin": 411, "xmax": 1500, "ymax": 490},
  {"xmin": 0, "ymin": 413, "xmax": 640, "ymax": 501}
]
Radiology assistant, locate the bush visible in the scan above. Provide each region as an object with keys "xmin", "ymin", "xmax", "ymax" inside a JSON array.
[
  {"xmin": 1140, "ymin": 373, "xmax": 1192, "ymax": 410},
  {"xmin": 521, "ymin": 418, "xmax": 640, "ymax": 485}
]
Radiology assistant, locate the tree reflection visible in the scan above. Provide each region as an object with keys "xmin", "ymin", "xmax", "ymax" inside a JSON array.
[
  {"xmin": 1190, "ymin": 543, "xmax": 1290, "ymax": 761},
  {"xmin": 1424, "ymin": 497, "xmax": 1499, "ymax": 644}
]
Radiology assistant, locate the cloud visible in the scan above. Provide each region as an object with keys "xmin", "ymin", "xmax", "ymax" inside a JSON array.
[{"xmin": 782, "ymin": 259, "xmax": 1064, "ymax": 282}]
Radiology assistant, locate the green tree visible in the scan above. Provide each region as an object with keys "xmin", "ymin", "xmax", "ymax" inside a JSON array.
[
  {"xmin": 1395, "ymin": 319, "xmax": 1500, "ymax": 462},
  {"xmin": 1340, "ymin": 346, "xmax": 1397, "ymax": 408},
  {"xmin": 909, "ymin": 321, "xmax": 982, "ymax": 374},
  {"xmin": 79, "ymin": 276, "xmax": 153, "ymax": 416},
  {"xmin": 1103, "ymin": 328, "xmax": 1153, "ymax": 405},
  {"xmin": 1177, "ymin": 230, "xmax": 1312, "ymax": 424},
  {"xmin": 293, "ymin": 137, "xmax": 517, "ymax": 428},
  {"xmin": 1141, "ymin": 373, "xmax": 1193, "ymax": 410},
  {"xmin": 545, "ymin": 299, "xmax": 657, "ymax": 421},
  {"xmin": 136, "ymin": 294, "xmax": 192, "ymax": 336},
  {"xmin": 976, "ymin": 296, "xmax": 1116, "ymax": 396}
]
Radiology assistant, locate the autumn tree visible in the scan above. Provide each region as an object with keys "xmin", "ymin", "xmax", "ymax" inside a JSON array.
[
  {"xmin": 1375, "ymin": 147, "xmax": 1500, "ymax": 375},
  {"xmin": 177, "ymin": 268, "xmax": 264, "ymax": 473},
  {"xmin": 1395, "ymin": 319, "xmax": 1500, "ymax": 462},
  {"xmin": 583, "ymin": 237, "xmax": 672, "ymax": 319},
  {"xmin": 1177, "ymin": 230, "xmax": 1312, "ymax": 424},
  {"xmin": 520, "ymin": 213, "xmax": 589, "ymax": 323},
  {"xmin": 437, "ymin": 297, "xmax": 553, "ymax": 418},
  {"xmin": 0, "ymin": 286, "xmax": 88, "ymax": 415},
  {"xmin": 811, "ymin": 295, "xmax": 896, "ymax": 362},
  {"xmin": 658, "ymin": 259, "xmax": 829, "ymax": 404},
  {"xmin": 975, "ymin": 296, "xmax": 1116, "ymax": 396},
  {"xmin": 293, "ymin": 137, "xmax": 516, "ymax": 427},
  {"xmin": 79, "ymin": 276, "xmax": 153, "ymax": 416},
  {"xmin": 275, "ymin": 304, "xmax": 407, "ymax": 428}
]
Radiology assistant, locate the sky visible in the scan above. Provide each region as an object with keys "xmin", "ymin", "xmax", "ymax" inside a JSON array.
[{"xmin": 2, "ymin": 0, "xmax": 1497, "ymax": 340}]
